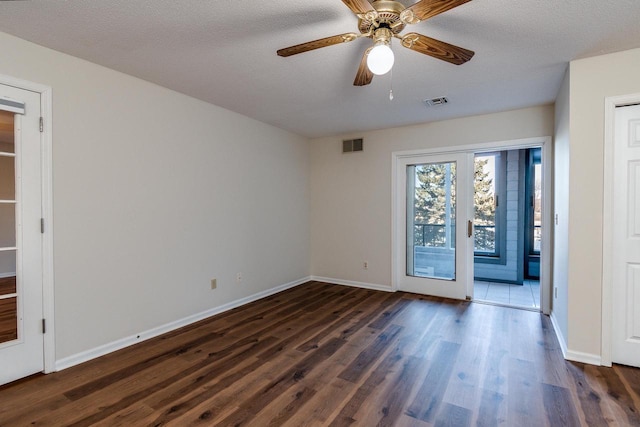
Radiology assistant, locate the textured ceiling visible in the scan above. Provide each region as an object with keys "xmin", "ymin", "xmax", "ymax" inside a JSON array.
[{"xmin": 1, "ymin": 0, "xmax": 640, "ymax": 138}]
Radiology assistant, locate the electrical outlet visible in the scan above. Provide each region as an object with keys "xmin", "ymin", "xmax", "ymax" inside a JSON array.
[
  {"xmin": 236, "ymin": 272, "xmax": 243, "ymax": 283},
  {"xmin": 363, "ymin": 261, "xmax": 368, "ymax": 270},
  {"xmin": 210, "ymin": 278, "xmax": 217, "ymax": 290}
]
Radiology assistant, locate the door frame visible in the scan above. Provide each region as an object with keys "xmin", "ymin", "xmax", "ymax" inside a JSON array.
[
  {"xmin": 0, "ymin": 73, "xmax": 55, "ymax": 374},
  {"xmin": 392, "ymin": 136, "xmax": 552, "ymax": 314},
  {"xmin": 601, "ymin": 92, "xmax": 640, "ymax": 367}
]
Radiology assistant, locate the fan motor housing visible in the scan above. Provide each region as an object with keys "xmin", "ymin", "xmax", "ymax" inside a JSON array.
[{"xmin": 358, "ymin": 0, "xmax": 407, "ymax": 35}]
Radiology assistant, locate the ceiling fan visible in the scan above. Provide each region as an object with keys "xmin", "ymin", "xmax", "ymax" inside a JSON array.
[{"xmin": 277, "ymin": 0, "xmax": 475, "ymax": 86}]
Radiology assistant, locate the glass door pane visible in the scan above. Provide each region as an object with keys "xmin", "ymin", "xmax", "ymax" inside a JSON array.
[
  {"xmin": 474, "ymin": 154, "xmax": 498, "ymax": 255},
  {"xmin": 406, "ymin": 161, "xmax": 457, "ymax": 280},
  {"xmin": 0, "ymin": 109, "xmax": 17, "ymax": 346}
]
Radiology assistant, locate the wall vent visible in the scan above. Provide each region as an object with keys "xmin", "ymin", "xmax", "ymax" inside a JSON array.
[
  {"xmin": 343, "ymin": 138, "xmax": 363, "ymax": 153},
  {"xmin": 424, "ymin": 97, "xmax": 449, "ymax": 107}
]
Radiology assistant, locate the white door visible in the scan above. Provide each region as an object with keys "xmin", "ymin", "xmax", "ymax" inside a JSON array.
[
  {"xmin": 0, "ymin": 85, "xmax": 44, "ymax": 385},
  {"xmin": 612, "ymin": 104, "xmax": 640, "ymax": 368},
  {"xmin": 395, "ymin": 153, "xmax": 473, "ymax": 299}
]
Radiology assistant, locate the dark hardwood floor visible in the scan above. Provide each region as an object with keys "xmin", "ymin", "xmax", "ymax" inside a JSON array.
[{"xmin": 1, "ymin": 281, "xmax": 639, "ymax": 426}]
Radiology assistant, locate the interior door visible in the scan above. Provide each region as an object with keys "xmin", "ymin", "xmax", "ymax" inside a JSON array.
[
  {"xmin": 612, "ymin": 104, "xmax": 640, "ymax": 368},
  {"xmin": 0, "ymin": 85, "xmax": 44, "ymax": 385},
  {"xmin": 396, "ymin": 153, "xmax": 473, "ymax": 299}
]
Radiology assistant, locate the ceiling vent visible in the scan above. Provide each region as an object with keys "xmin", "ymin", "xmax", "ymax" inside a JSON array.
[
  {"xmin": 424, "ymin": 97, "xmax": 449, "ymax": 107},
  {"xmin": 343, "ymin": 138, "xmax": 363, "ymax": 153}
]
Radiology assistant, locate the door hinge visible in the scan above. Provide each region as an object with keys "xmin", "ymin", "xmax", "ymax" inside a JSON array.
[
  {"xmin": 39, "ymin": 117, "xmax": 44, "ymax": 133},
  {"xmin": 40, "ymin": 218, "xmax": 45, "ymax": 233},
  {"xmin": 42, "ymin": 318, "xmax": 46, "ymax": 334}
]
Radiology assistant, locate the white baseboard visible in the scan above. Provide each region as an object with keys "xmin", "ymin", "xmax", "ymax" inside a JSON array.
[
  {"xmin": 310, "ymin": 276, "xmax": 394, "ymax": 292},
  {"xmin": 55, "ymin": 276, "xmax": 311, "ymax": 371},
  {"xmin": 550, "ymin": 311, "xmax": 602, "ymax": 366},
  {"xmin": 565, "ymin": 349, "xmax": 602, "ymax": 366},
  {"xmin": 549, "ymin": 311, "xmax": 568, "ymax": 359},
  {"xmin": 0, "ymin": 271, "xmax": 16, "ymax": 278}
]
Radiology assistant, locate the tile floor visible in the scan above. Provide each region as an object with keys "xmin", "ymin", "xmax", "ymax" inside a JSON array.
[{"xmin": 474, "ymin": 279, "xmax": 540, "ymax": 309}]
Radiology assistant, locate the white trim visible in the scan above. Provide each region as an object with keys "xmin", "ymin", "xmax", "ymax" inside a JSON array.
[
  {"xmin": 550, "ymin": 311, "xmax": 568, "ymax": 359},
  {"xmin": 551, "ymin": 312, "xmax": 602, "ymax": 365},
  {"xmin": 540, "ymin": 137, "xmax": 553, "ymax": 316},
  {"xmin": 392, "ymin": 136, "xmax": 548, "ymax": 159},
  {"xmin": 391, "ymin": 136, "xmax": 553, "ymax": 314},
  {"xmin": 549, "ymin": 313, "xmax": 611, "ymax": 366},
  {"xmin": 54, "ymin": 276, "xmax": 310, "ymax": 371},
  {"xmin": 602, "ymin": 92, "xmax": 640, "ymax": 368},
  {"xmin": 40, "ymin": 86, "xmax": 55, "ymax": 374},
  {"xmin": 0, "ymin": 271, "xmax": 16, "ymax": 278},
  {"xmin": 0, "ymin": 74, "xmax": 55, "ymax": 375},
  {"xmin": 565, "ymin": 349, "xmax": 602, "ymax": 366},
  {"xmin": 310, "ymin": 276, "xmax": 394, "ymax": 292}
]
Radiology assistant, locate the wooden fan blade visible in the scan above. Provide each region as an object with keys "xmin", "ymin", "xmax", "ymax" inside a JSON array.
[
  {"xmin": 354, "ymin": 48, "xmax": 374, "ymax": 86},
  {"xmin": 401, "ymin": 32, "xmax": 474, "ymax": 65},
  {"xmin": 403, "ymin": 0, "xmax": 471, "ymax": 24},
  {"xmin": 277, "ymin": 33, "xmax": 358, "ymax": 57},
  {"xmin": 341, "ymin": 0, "xmax": 375, "ymax": 15}
]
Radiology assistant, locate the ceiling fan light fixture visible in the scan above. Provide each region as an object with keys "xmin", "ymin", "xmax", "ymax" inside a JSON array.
[
  {"xmin": 367, "ymin": 42, "xmax": 394, "ymax": 75},
  {"xmin": 276, "ymin": 0, "xmax": 475, "ymax": 86}
]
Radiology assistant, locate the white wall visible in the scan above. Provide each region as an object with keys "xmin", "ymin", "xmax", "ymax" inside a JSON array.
[
  {"xmin": 310, "ymin": 105, "xmax": 554, "ymax": 288},
  {"xmin": 565, "ymin": 48, "xmax": 640, "ymax": 358},
  {"xmin": 553, "ymin": 67, "xmax": 570, "ymax": 347},
  {"xmin": 0, "ymin": 32, "xmax": 310, "ymax": 361}
]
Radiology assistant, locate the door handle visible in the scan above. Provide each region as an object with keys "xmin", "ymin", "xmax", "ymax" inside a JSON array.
[{"xmin": 467, "ymin": 220, "xmax": 473, "ymax": 238}]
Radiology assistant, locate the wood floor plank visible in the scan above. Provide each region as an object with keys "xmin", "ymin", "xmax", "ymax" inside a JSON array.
[
  {"xmin": 507, "ymin": 357, "xmax": 547, "ymax": 427},
  {"xmin": 597, "ymin": 363, "xmax": 640, "ymax": 425},
  {"xmin": 367, "ymin": 298, "xmax": 411, "ymax": 330},
  {"xmin": 338, "ymin": 324, "xmax": 403, "ymax": 383},
  {"xmin": 442, "ymin": 304, "xmax": 494, "ymax": 413},
  {"xmin": 434, "ymin": 402, "xmax": 471, "ymax": 427},
  {"xmin": 216, "ymin": 337, "xmax": 347, "ymax": 426},
  {"xmin": 0, "ymin": 281, "xmax": 639, "ymax": 426},
  {"xmin": 63, "ymin": 331, "xmax": 225, "ymax": 401},
  {"xmin": 406, "ymin": 340, "xmax": 461, "ymax": 423},
  {"xmin": 265, "ymin": 386, "xmax": 318, "ymax": 427},
  {"xmin": 475, "ymin": 389, "xmax": 506, "ymax": 427},
  {"xmin": 328, "ymin": 329, "xmax": 427, "ymax": 427},
  {"xmin": 541, "ymin": 383, "xmax": 582, "ymax": 426},
  {"xmin": 296, "ymin": 290, "xmax": 390, "ymax": 352},
  {"xmin": 64, "ymin": 338, "xmax": 272, "ymax": 427},
  {"xmin": 614, "ymin": 364, "xmax": 640, "ymax": 408},
  {"xmin": 565, "ymin": 361, "xmax": 609, "ymax": 426},
  {"xmin": 372, "ymin": 355, "xmax": 424, "ymax": 426}
]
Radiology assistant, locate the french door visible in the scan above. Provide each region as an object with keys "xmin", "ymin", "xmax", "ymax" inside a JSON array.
[
  {"xmin": 395, "ymin": 152, "xmax": 473, "ymax": 299},
  {"xmin": 0, "ymin": 85, "xmax": 44, "ymax": 385}
]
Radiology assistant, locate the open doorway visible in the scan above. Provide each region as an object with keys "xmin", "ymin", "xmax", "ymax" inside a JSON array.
[{"xmin": 472, "ymin": 147, "xmax": 542, "ymax": 310}]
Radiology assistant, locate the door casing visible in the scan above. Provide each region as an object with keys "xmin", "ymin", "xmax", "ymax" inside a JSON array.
[{"xmin": 392, "ymin": 136, "xmax": 552, "ymax": 314}]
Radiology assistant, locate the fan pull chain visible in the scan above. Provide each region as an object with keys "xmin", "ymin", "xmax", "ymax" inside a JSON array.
[{"xmin": 389, "ymin": 68, "xmax": 394, "ymax": 101}]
